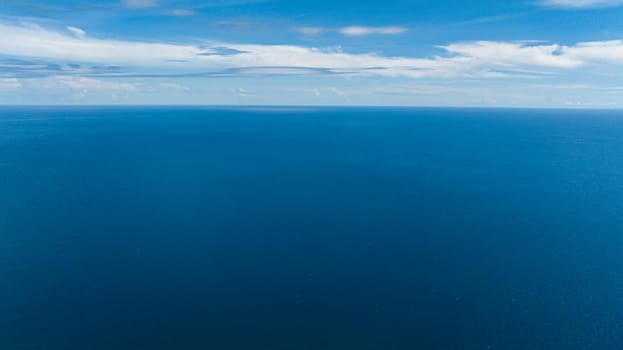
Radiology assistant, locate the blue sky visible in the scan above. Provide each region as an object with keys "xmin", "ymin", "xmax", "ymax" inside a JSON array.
[{"xmin": 1, "ymin": 0, "xmax": 623, "ymax": 106}]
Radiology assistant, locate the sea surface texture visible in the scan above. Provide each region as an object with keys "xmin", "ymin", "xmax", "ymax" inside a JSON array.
[{"xmin": 1, "ymin": 107, "xmax": 622, "ymax": 350}]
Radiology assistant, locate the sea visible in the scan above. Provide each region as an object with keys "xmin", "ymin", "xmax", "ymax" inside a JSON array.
[{"xmin": 1, "ymin": 106, "xmax": 622, "ymax": 350}]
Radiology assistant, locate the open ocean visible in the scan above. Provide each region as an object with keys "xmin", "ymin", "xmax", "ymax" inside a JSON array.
[{"xmin": 1, "ymin": 106, "xmax": 622, "ymax": 350}]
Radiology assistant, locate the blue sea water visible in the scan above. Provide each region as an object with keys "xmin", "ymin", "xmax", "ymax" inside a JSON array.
[{"xmin": 1, "ymin": 107, "xmax": 622, "ymax": 350}]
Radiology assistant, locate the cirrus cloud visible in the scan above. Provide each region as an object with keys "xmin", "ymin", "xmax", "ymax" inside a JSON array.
[
  {"xmin": 339, "ymin": 26, "xmax": 409, "ymax": 36},
  {"xmin": 67, "ymin": 26, "xmax": 86, "ymax": 39},
  {"xmin": 165, "ymin": 9, "xmax": 197, "ymax": 16},
  {"xmin": 540, "ymin": 0, "xmax": 623, "ymax": 8},
  {"xmin": 122, "ymin": 0, "xmax": 159, "ymax": 9}
]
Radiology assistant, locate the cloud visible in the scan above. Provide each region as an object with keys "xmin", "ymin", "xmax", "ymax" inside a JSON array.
[
  {"xmin": 330, "ymin": 87, "xmax": 348, "ymax": 97},
  {"xmin": 222, "ymin": 67, "xmax": 337, "ymax": 76},
  {"xmin": 16, "ymin": 76, "xmax": 137, "ymax": 102},
  {"xmin": 122, "ymin": 0, "xmax": 159, "ymax": 9},
  {"xmin": 563, "ymin": 40, "xmax": 623, "ymax": 63},
  {"xmin": 228, "ymin": 87, "xmax": 250, "ymax": 96},
  {"xmin": 0, "ymin": 78, "xmax": 22, "ymax": 91},
  {"xmin": 210, "ymin": 20, "xmax": 262, "ymax": 31},
  {"xmin": 295, "ymin": 25, "xmax": 408, "ymax": 37},
  {"xmin": 67, "ymin": 26, "xmax": 86, "ymax": 39},
  {"xmin": 165, "ymin": 9, "xmax": 197, "ymax": 16},
  {"xmin": 539, "ymin": 0, "xmax": 623, "ymax": 8},
  {"xmin": 339, "ymin": 26, "xmax": 408, "ymax": 36},
  {"xmin": 198, "ymin": 46, "xmax": 249, "ymax": 56},
  {"xmin": 15, "ymin": 76, "xmax": 139, "ymax": 102},
  {"xmin": 0, "ymin": 57, "xmax": 122, "ymax": 78},
  {"xmin": 441, "ymin": 41, "xmax": 584, "ymax": 68},
  {"xmin": 1, "ymin": 21, "xmax": 623, "ymax": 80},
  {"xmin": 52, "ymin": 76, "xmax": 137, "ymax": 91},
  {"xmin": 159, "ymin": 82, "xmax": 190, "ymax": 91},
  {"xmin": 295, "ymin": 27, "xmax": 325, "ymax": 36}
]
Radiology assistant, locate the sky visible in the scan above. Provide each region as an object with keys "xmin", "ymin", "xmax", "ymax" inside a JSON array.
[{"xmin": 1, "ymin": 0, "xmax": 623, "ymax": 106}]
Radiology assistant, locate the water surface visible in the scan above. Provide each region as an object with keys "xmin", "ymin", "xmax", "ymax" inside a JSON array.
[{"xmin": 1, "ymin": 107, "xmax": 622, "ymax": 349}]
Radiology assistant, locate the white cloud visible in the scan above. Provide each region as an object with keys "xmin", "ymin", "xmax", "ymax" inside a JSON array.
[
  {"xmin": 122, "ymin": 0, "xmax": 159, "ymax": 9},
  {"xmin": 339, "ymin": 26, "xmax": 408, "ymax": 36},
  {"xmin": 540, "ymin": 0, "xmax": 623, "ymax": 8},
  {"xmin": 0, "ymin": 22, "xmax": 199, "ymax": 66},
  {"xmin": 67, "ymin": 26, "xmax": 86, "ymax": 39},
  {"xmin": 2, "ymin": 21, "xmax": 623, "ymax": 80},
  {"xmin": 441, "ymin": 41, "xmax": 584, "ymax": 68},
  {"xmin": 563, "ymin": 40, "xmax": 623, "ymax": 63}
]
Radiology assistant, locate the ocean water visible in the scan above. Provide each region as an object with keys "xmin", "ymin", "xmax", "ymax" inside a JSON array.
[{"xmin": 1, "ymin": 106, "xmax": 622, "ymax": 350}]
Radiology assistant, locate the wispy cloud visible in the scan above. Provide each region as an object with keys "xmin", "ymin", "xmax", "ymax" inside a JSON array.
[
  {"xmin": 1, "ymin": 21, "xmax": 623, "ymax": 80},
  {"xmin": 159, "ymin": 82, "xmax": 190, "ymax": 91},
  {"xmin": 165, "ymin": 9, "xmax": 197, "ymax": 16},
  {"xmin": 122, "ymin": 0, "xmax": 159, "ymax": 9},
  {"xmin": 228, "ymin": 87, "xmax": 250, "ymax": 96},
  {"xmin": 66, "ymin": 26, "xmax": 86, "ymax": 39},
  {"xmin": 0, "ymin": 78, "xmax": 22, "ymax": 91},
  {"xmin": 52, "ymin": 76, "xmax": 137, "ymax": 91},
  {"xmin": 211, "ymin": 20, "xmax": 261, "ymax": 31},
  {"xmin": 339, "ymin": 26, "xmax": 409, "ymax": 36},
  {"xmin": 295, "ymin": 27, "xmax": 326, "ymax": 36},
  {"xmin": 0, "ymin": 57, "xmax": 122, "ymax": 79},
  {"xmin": 539, "ymin": 0, "xmax": 623, "ymax": 8},
  {"xmin": 296, "ymin": 25, "xmax": 408, "ymax": 37}
]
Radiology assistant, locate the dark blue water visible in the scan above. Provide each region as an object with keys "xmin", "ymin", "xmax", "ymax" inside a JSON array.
[{"xmin": 1, "ymin": 107, "xmax": 622, "ymax": 350}]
